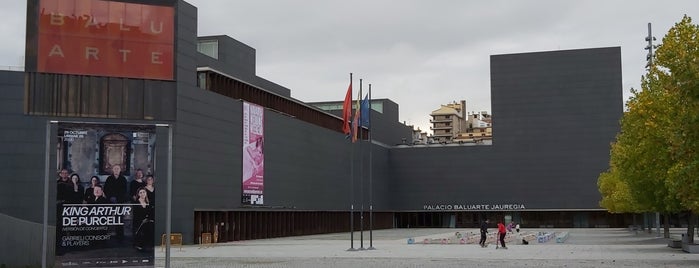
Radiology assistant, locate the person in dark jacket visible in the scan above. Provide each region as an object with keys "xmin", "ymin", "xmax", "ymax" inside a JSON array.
[
  {"xmin": 55, "ymin": 168, "xmax": 72, "ymax": 255},
  {"xmin": 104, "ymin": 164, "xmax": 127, "ymax": 204},
  {"xmin": 86, "ymin": 185, "xmax": 108, "ymax": 204},
  {"xmin": 104, "ymin": 164, "xmax": 127, "ymax": 239},
  {"xmin": 479, "ymin": 219, "xmax": 489, "ymax": 247},
  {"xmin": 67, "ymin": 173, "xmax": 84, "ymax": 204},
  {"xmin": 132, "ymin": 187, "xmax": 154, "ymax": 250},
  {"xmin": 83, "ymin": 176, "xmax": 101, "ymax": 203},
  {"xmin": 56, "ymin": 169, "xmax": 72, "ymax": 204},
  {"xmin": 129, "ymin": 169, "xmax": 146, "ymax": 202}
]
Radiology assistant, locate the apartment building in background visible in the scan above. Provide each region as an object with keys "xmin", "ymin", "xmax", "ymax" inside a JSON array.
[{"xmin": 430, "ymin": 100, "xmax": 492, "ymax": 143}]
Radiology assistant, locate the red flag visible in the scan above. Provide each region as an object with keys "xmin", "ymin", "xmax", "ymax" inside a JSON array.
[{"xmin": 342, "ymin": 81, "xmax": 352, "ymax": 135}]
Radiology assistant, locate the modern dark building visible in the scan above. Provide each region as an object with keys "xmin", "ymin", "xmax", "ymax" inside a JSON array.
[{"xmin": 0, "ymin": 0, "xmax": 632, "ymax": 266}]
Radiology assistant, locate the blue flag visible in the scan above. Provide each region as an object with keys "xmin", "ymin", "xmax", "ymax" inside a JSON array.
[{"xmin": 360, "ymin": 94, "xmax": 369, "ymax": 128}]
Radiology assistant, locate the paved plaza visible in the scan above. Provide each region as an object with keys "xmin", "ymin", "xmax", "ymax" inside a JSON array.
[{"xmin": 155, "ymin": 228, "xmax": 699, "ymax": 268}]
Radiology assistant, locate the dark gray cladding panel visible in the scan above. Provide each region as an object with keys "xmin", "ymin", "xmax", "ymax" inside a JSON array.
[
  {"xmin": 176, "ymin": 0, "xmax": 198, "ymax": 87},
  {"xmin": 172, "ymin": 83, "xmax": 394, "ymax": 212},
  {"xmin": 195, "ymin": 35, "xmax": 292, "ymax": 97},
  {"xmin": 195, "ymin": 36, "xmax": 256, "ymax": 83},
  {"xmin": 264, "ymin": 109, "xmax": 393, "ymax": 211},
  {"xmin": 264, "ymin": 112, "xmax": 351, "ymax": 210},
  {"xmin": 0, "ymin": 71, "xmax": 49, "ymax": 222},
  {"xmin": 390, "ymin": 47, "xmax": 623, "ymax": 211},
  {"xmin": 168, "ymin": 85, "xmax": 393, "ymax": 241}
]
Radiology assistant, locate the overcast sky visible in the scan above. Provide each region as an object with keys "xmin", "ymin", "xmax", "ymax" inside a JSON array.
[{"xmin": 1, "ymin": 1, "xmax": 697, "ymax": 134}]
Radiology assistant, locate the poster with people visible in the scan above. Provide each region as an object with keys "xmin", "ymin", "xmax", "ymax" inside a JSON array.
[
  {"xmin": 242, "ymin": 102, "xmax": 264, "ymax": 205},
  {"xmin": 55, "ymin": 123, "xmax": 156, "ymax": 267}
]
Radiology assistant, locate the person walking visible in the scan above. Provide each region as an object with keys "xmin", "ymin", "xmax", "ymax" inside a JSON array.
[
  {"xmin": 497, "ymin": 221, "xmax": 507, "ymax": 249},
  {"xmin": 479, "ymin": 219, "xmax": 489, "ymax": 248}
]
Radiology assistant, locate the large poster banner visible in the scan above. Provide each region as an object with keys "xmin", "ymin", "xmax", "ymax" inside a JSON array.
[
  {"xmin": 56, "ymin": 123, "xmax": 156, "ymax": 267},
  {"xmin": 242, "ymin": 102, "xmax": 264, "ymax": 205}
]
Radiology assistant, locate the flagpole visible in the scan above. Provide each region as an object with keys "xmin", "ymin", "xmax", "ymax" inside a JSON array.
[
  {"xmin": 348, "ymin": 73, "xmax": 356, "ymax": 251},
  {"xmin": 359, "ymin": 79, "xmax": 365, "ymax": 250},
  {"xmin": 368, "ymin": 84, "xmax": 376, "ymax": 250}
]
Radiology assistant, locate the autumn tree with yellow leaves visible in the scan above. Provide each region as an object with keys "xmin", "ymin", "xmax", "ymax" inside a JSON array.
[{"xmin": 599, "ymin": 15, "xmax": 699, "ymax": 243}]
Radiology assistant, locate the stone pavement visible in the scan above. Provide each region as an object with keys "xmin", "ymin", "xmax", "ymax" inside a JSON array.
[{"xmin": 155, "ymin": 228, "xmax": 699, "ymax": 268}]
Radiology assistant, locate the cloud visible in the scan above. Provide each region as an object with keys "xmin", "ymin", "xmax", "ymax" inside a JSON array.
[
  {"xmin": 0, "ymin": 1, "xmax": 26, "ymax": 69},
  {"xmin": 2, "ymin": 0, "xmax": 697, "ymax": 134}
]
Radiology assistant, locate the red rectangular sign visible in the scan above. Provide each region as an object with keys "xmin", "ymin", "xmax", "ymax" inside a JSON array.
[{"xmin": 38, "ymin": 0, "xmax": 174, "ymax": 80}]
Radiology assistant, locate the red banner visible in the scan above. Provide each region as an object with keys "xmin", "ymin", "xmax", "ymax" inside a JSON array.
[{"xmin": 37, "ymin": 0, "xmax": 174, "ymax": 80}]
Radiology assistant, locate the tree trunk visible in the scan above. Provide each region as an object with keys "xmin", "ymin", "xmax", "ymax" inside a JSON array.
[
  {"xmin": 687, "ymin": 210, "xmax": 695, "ymax": 244},
  {"xmin": 663, "ymin": 213, "xmax": 670, "ymax": 238}
]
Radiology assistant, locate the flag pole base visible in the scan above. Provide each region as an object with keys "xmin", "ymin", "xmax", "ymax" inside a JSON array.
[
  {"xmin": 368, "ymin": 246, "xmax": 376, "ymax": 250},
  {"xmin": 347, "ymin": 248, "xmax": 357, "ymax": 251}
]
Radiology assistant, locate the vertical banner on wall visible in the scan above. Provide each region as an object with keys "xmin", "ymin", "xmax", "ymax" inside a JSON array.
[
  {"xmin": 55, "ymin": 123, "xmax": 156, "ymax": 267},
  {"xmin": 242, "ymin": 102, "xmax": 265, "ymax": 205}
]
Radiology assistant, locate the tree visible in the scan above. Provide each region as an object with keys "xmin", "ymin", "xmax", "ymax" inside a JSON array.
[
  {"xmin": 656, "ymin": 15, "xmax": 699, "ymax": 243},
  {"xmin": 598, "ymin": 168, "xmax": 639, "ymax": 213},
  {"xmin": 598, "ymin": 82, "xmax": 681, "ymax": 237},
  {"xmin": 599, "ymin": 15, "xmax": 698, "ymax": 241}
]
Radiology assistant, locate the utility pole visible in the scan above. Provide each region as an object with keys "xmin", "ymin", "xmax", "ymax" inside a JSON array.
[
  {"xmin": 645, "ymin": 22, "xmax": 661, "ymax": 237},
  {"xmin": 645, "ymin": 22, "xmax": 657, "ymax": 69}
]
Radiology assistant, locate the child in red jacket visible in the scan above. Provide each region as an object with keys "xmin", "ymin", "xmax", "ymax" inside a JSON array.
[{"xmin": 497, "ymin": 221, "xmax": 507, "ymax": 249}]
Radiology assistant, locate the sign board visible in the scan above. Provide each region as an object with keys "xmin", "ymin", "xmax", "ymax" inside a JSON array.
[{"xmin": 37, "ymin": 0, "xmax": 175, "ymax": 80}]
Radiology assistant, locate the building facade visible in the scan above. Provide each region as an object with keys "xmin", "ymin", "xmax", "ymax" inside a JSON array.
[
  {"xmin": 430, "ymin": 100, "xmax": 467, "ymax": 143},
  {"xmin": 0, "ymin": 0, "xmax": 634, "ymax": 266},
  {"xmin": 430, "ymin": 100, "xmax": 493, "ymax": 144}
]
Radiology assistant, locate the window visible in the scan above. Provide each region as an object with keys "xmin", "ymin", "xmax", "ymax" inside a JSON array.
[
  {"xmin": 311, "ymin": 101, "xmax": 383, "ymax": 114},
  {"xmin": 197, "ymin": 40, "xmax": 219, "ymax": 59},
  {"xmin": 100, "ymin": 133, "xmax": 130, "ymax": 175},
  {"xmin": 312, "ymin": 103, "xmax": 344, "ymax": 110},
  {"xmin": 197, "ymin": 72, "xmax": 207, "ymax": 89}
]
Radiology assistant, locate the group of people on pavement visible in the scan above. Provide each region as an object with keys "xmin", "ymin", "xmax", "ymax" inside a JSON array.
[{"xmin": 479, "ymin": 219, "xmax": 520, "ymax": 249}]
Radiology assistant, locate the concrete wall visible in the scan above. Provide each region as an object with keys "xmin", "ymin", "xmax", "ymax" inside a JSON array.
[
  {"xmin": 369, "ymin": 100, "xmax": 415, "ymax": 146},
  {"xmin": 196, "ymin": 35, "xmax": 256, "ymax": 81},
  {"xmin": 0, "ymin": 71, "xmax": 49, "ymax": 265},
  {"xmin": 196, "ymin": 35, "xmax": 292, "ymax": 97},
  {"xmin": 389, "ymin": 47, "xmax": 622, "ymax": 211},
  {"xmin": 0, "ymin": 214, "xmax": 55, "ymax": 267},
  {"xmin": 314, "ymin": 99, "xmax": 415, "ymax": 146},
  {"xmin": 170, "ymin": 82, "xmax": 396, "ymax": 242},
  {"xmin": 0, "ymin": 71, "xmax": 46, "ymax": 222}
]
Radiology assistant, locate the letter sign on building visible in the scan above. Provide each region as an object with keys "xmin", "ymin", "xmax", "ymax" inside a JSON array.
[{"xmin": 37, "ymin": 0, "xmax": 174, "ymax": 80}]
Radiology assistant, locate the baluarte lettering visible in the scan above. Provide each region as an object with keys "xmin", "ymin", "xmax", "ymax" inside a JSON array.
[{"xmin": 36, "ymin": 0, "xmax": 174, "ymax": 80}]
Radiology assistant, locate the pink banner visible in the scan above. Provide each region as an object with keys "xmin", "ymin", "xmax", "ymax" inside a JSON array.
[{"xmin": 242, "ymin": 102, "xmax": 264, "ymax": 205}]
